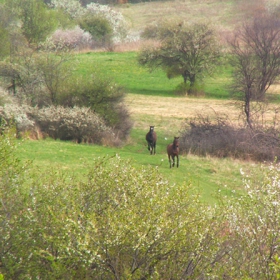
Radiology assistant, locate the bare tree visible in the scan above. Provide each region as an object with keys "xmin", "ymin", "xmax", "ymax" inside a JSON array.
[{"xmin": 229, "ymin": 14, "xmax": 280, "ymax": 128}]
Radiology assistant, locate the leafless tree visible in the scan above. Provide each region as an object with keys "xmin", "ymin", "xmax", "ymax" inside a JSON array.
[{"xmin": 229, "ymin": 14, "xmax": 280, "ymax": 128}]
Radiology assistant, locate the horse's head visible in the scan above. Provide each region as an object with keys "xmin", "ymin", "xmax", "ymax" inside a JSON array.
[
  {"xmin": 149, "ymin": 126, "xmax": 155, "ymax": 132},
  {"xmin": 173, "ymin": 137, "xmax": 179, "ymax": 147}
]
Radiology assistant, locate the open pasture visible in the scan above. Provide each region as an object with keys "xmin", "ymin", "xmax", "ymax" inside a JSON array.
[{"xmin": 15, "ymin": 0, "xmax": 280, "ymax": 203}]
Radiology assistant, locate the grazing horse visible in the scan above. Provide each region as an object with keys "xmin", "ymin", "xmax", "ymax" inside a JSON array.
[
  {"xmin": 167, "ymin": 137, "xmax": 179, "ymax": 168},
  {"xmin": 146, "ymin": 126, "xmax": 157, "ymax": 155}
]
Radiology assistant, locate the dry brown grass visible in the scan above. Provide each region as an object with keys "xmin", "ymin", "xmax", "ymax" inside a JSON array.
[
  {"xmin": 115, "ymin": 0, "xmax": 279, "ymax": 52},
  {"xmin": 117, "ymin": 0, "xmax": 239, "ymax": 32},
  {"xmin": 125, "ymin": 93, "xmax": 241, "ymax": 135},
  {"xmin": 125, "ymin": 93, "xmax": 280, "ymax": 136}
]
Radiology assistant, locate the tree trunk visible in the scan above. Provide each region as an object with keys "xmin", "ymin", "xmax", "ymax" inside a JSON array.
[
  {"xmin": 244, "ymin": 89, "xmax": 252, "ymax": 129},
  {"xmin": 189, "ymin": 74, "xmax": 196, "ymax": 88}
]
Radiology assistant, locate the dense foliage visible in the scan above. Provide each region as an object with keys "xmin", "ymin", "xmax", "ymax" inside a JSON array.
[
  {"xmin": 0, "ymin": 129, "xmax": 279, "ymax": 279},
  {"xmin": 0, "ymin": 0, "xmax": 133, "ymax": 143},
  {"xmin": 139, "ymin": 20, "xmax": 221, "ymax": 95}
]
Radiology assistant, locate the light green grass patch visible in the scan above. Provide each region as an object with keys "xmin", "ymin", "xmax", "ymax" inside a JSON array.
[{"xmin": 16, "ymin": 136, "xmax": 260, "ymax": 204}]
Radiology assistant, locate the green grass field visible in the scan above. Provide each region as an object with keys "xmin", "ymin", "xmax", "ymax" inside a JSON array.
[
  {"xmin": 16, "ymin": 127, "xmax": 261, "ymax": 204},
  {"xmin": 15, "ymin": 50, "xmax": 268, "ymax": 203},
  {"xmin": 74, "ymin": 51, "xmax": 233, "ymax": 98},
  {"xmin": 14, "ymin": 0, "xmax": 278, "ymax": 204}
]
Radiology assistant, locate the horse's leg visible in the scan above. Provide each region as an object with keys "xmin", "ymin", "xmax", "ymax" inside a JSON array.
[
  {"xmin": 154, "ymin": 142, "xmax": 156, "ymax": 155},
  {"xmin": 177, "ymin": 155, "xmax": 179, "ymax": 167},
  {"xmin": 168, "ymin": 154, "xmax": 171, "ymax": 168},
  {"xmin": 172, "ymin": 155, "xmax": 175, "ymax": 167}
]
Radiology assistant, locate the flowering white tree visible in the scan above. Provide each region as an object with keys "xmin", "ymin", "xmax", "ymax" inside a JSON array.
[
  {"xmin": 50, "ymin": 0, "xmax": 129, "ymax": 46},
  {"xmin": 86, "ymin": 3, "xmax": 128, "ymax": 44},
  {"xmin": 49, "ymin": 0, "xmax": 85, "ymax": 19}
]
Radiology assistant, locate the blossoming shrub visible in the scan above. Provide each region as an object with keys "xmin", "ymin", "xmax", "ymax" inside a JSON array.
[
  {"xmin": 216, "ymin": 163, "xmax": 280, "ymax": 279},
  {"xmin": 0, "ymin": 103, "xmax": 118, "ymax": 145},
  {"xmin": 1, "ymin": 130, "xmax": 279, "ymax": 278},
  {"xmin": 33, "ymin": 106, "xmax": 117, "ymax": 144},
  {"xmin": 86, "ymin": 3, "xmax": 128, "ymax": 46},
  {"xmin": 49, "ymin": 0, "xmax": 129, "ymax": 50},
  {"xmin": 0, "ymin": 103, "xmax": 36, "ymax": 136},
  {"xmin": 47, "ymin": 26, "xmax": 94, "ymax": 51}
]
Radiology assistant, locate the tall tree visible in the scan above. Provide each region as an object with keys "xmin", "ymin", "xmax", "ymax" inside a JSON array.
[
  {"xmin": 18, "ymin": 0, "xmax": 58, "ymax": 47},
  {"xmin": 229, "ymin": 14, "xmax": 280, "ymax": 128},
  {"xmin": 138, "ymin": 21, "xmax": 221, "ymax": 94}
]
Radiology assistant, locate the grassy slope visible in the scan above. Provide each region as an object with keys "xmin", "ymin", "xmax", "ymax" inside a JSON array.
[
  {"xmin": 16, "ymin": 0, "xmax": 277, "ymax": 203},
  {"xmin": 16, "ymin": 132, "xmax": 258, "ymax": 204},
  {"xmin": 74, "ymin": 51, "xmax": 233, "ymax": 98}
]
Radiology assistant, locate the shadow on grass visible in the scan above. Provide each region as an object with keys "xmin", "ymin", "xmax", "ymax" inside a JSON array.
[{"xmin": 127, "ymin": 88, "xmax": 176, "ymax": 97}]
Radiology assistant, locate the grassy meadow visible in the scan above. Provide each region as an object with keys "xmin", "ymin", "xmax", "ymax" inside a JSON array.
[
  {"xmin": 16, "ymin": 0, "xmax": 280, "ymax": 203},
  {"xmin": 17, "ymin": 53, "xmax": 258, "ymax": 203}
]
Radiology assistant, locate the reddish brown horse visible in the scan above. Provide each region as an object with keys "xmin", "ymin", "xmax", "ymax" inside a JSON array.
[
  {"xmin": 167, "ymin": 137, "xmax": 179, "ymax": 168},
  {"xmin": 146, "ymin": 126, "xmax": 157, "ymax": 155}
]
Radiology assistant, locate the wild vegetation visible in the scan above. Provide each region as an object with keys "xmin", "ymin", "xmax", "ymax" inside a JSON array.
[{"xmin": 1, "ymin": 0, "xmax": 280, "ymax": 279}]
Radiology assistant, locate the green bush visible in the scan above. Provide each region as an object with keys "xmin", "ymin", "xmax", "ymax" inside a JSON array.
[
  {"xmin": 30, "ymin": 105, "xmax": 117, "ymax": 144},
  {"xmin": 59, "ymin": 75, "xmax": 133, "ymax": 140},
  {"xmin": 0, "ymin": 138, "xmax": 225, "ymax": 279},
  {"xmin": 79, "ymin": 14, "xmax": 113, "ymax": 49}
]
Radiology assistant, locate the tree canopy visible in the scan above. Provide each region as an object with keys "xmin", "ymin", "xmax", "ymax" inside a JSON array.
[{"xmin": 138, "ymin": 21, "xmax": 221, "ymax": 94}]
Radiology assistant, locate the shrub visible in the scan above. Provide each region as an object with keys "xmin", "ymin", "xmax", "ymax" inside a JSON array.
[
  {"xmin": 0, "ymin": 102, "xmax": 120, "ymax": 145},
  {"xmin": 86, "ymin": 3, "xmax": 128, "ymax": 45},
  {"xmin": 0, "ymin": 150, "xmax": 226, "ymax": 279},
  {"xmin": 216, "ymin": 163, "xmax": 280, "ymax": 279},
  {"xmin": 60, "ymin": 75, "xmax": 133, "ymax": 140},
  {"xmin": 0, "ymin": 127, "xmax": 33, "ymax": 279},
  {"xmin": 180, "ymin": 114, "xmax": 280, "ymax": 162},
  {"xmin": 46, "ymin": 26, "xmax": 94, "ymax": 51},
  {"xmin": 0, "ymin": 103, "xmax": 36, "ymax": 137},
  {"xmin": 79, "ymin": 14, "xmax": 113, "ymax": 50},
  {"xmin": 29, "ymin": 106, "xmax": 117, "ymax": 144}
]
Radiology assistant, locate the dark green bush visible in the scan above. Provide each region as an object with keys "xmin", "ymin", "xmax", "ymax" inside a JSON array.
[
  {"xmin": 79, "ymin": 13, "xmax": 113, "ymax": 49},
  {"xmin": 59, "ymin": 75, "xmax": 133, "ymax": 140}
]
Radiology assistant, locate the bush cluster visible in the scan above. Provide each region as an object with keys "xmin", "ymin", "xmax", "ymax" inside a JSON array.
[
  {"xmin": 60, "ymin": 75, "xmax": 133, "ymax": 140},
  {"xmin": 0, "ymin": 130, "xmax": 279, "ymax": 279},
  {"xmin": 30, "ymin": 106, "xmax": 117, "ymax": 144},
  {"xmin": 0, "ymin": 103, "xmax": 119, "ymax": 145},
  {"xmin": 180, "ymin": 114, "xmax": 280, "ymax": 162},
  {"xmin": 46, "ymin": 26, "xmax": 94, "ymax": 51}
]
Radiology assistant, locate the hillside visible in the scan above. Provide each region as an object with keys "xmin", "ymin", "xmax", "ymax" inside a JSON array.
[{"xmin": 114, "ymin": 0, "xmax": 279, "ymax": 50}]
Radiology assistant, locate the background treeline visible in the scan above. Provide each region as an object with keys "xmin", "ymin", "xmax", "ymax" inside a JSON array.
[{"xmin": 0, "ymin": 0, "xmax": 134, "ymax": 143}]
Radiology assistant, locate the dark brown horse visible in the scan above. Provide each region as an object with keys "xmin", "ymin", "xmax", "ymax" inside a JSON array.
[
  {"xmin": 167, "ymin": 137, "xmax": 179, "ymax": 168},
  {"xmin": 146, "ymin": 126, "xmax": 157, "ymax": 155}
]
